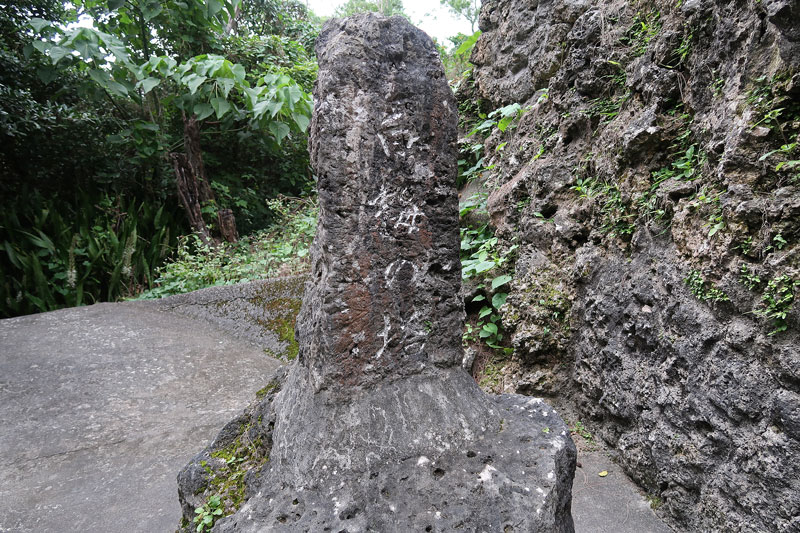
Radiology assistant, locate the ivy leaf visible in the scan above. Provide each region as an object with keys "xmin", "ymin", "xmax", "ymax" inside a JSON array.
[
  {"xmin": 471, "ymin": 295, "xmax": 486, "ymax": 302},
  {"xmin": 492, "ymin": 292, "xmax": 507, "ymax": 310},
  {"xmin": 482, "ymin": 322, "xmax": 498, "ymax": 335},
  {"xmin": 478, "ymin": 306, "xmax": 492, "ymax": 319},
  {"xmin": 210, "ymin": 97, "xmax": 231, "ymax": 119},
  {"xmin": 491, "ymin": 274, "xmax": 512, "ymax": 290}
]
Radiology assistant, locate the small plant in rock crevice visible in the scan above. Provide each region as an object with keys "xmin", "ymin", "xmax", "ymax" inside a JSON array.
[
  {"xmin": 457, "ymin": 102, "xmax": 531, "ymax": 186},
  {"xmin": 760, "ymin": 131, "xmax": 800, "ymax": 184},
  {"xmin": 753, "ymin": 274, "xmax": 798, "ymax": 335},
  {"xmin": 620, "ymin": 10, "xmax": 662, "ymax": 58},
  {"xmin": 739, "ymin": 264, "xmax": 762, "ymax": 290},
  {"xmin": 569, "ymin": 420, "xmax": 595, "ymax": 446},
  {"xmin": 194, "ymin": 495, "xmax": 223, "ymax": 532},
  {"xmin": 684, "ymin": 269, "xmax": 730, "ymax": 303},
  {"xmin": 686, "ymin": 188, "xmax": 725, "ymax": 237},
  {"xmin": 459, "ymin": 193, "xmax": 517, "ymax": 354}
]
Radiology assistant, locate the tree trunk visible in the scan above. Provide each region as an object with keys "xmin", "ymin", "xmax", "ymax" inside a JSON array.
[
  {"xmin": 170, "ymin": 114, "xmax": 238, "ymax": 245},
  {"xmin": 182, "ymin": 115, "xmax": 214, "ymax": 205},
  {"xmin": 217, "ymin": 208, "xmax": 239, "ymax": 243},
  {"xmin": 170, "ymin": 152, "xmax": 212, "ymax": 246}
]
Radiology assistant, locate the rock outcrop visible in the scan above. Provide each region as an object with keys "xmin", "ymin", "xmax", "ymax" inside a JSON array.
[
  {"xmin": 178, "ymin": 13, "xmax": 576, "ymax": 532},
  {"xmin": 466, "ymin": 0, "xmax": 800, "ymax": 531}
]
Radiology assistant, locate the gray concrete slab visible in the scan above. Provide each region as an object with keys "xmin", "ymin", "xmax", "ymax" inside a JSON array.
[
  {"xmin": 0, "ymin": 301, "xmax": 281, "ymax": 533},
  {"xmin": 573, "ymin": 446, "xmax": 674, "ymax": 533}
]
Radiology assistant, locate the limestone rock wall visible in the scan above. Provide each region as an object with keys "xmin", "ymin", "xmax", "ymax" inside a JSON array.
[{"xmin": 468, "ymin": 0, "xmax": 800, "ymax": 531}]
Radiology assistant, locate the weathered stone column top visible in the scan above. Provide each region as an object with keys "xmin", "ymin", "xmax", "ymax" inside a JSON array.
[{"xmin": 299, "ymin": 13, "xmax": 463, "ymax": 391}]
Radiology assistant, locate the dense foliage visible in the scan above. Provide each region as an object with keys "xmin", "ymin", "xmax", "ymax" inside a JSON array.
[
  {"xmin": 1, "ymin": 0, "xmax": 484, "ymax": 318},
  {"xmin": 0, "ymin": 0, "xmax": 318, "ymax": 317}
]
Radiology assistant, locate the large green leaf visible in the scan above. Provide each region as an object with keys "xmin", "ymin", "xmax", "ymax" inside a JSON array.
[
  {"xmin": 184, "ymin": 74, "xmax": 207, "ymax": 94},
  {"xmin": 268, "ymin": 121, "xmax": 290, "ymax": 144},
  {"xmin": 106, "ymin": 80, "xmax": 129, "ymax": 97},
  {"xmin": 210, "ymin": 97, "xmax": 231, "ymax": 119},
  {"xmin": 32, "ymin": 40, "xmax": 51, "ymax": 54},
  {"xmin": 193, "ymin": 103, "xmax": 214, "ymax": 121},
  {"xmin": 88, "ymin": 68, "xmax": 109, "ymax": 85},
  {"xmin": 292, "ymin": 112, "xmax": 310, "ymax": 132},
  {"xmin": 473, "ymin": 260, "xmax": 495, "ymax": 274},
  {"xmin": 206, "ymin": 0, "xmax": 224, "ymax": 18},
  {"xmin": 231, "ymin": 64, "xmax": 246, "ymax": 83},
  {"xmin": 492, "ymin": 292, "xmax": 508, "ymax": 310},
  {"xmin": 36, "ymin": 67, "xmax": 58, "ymax": 85},
  {"xmin": 491, "ymin": 275, "xmax": 512, "ymax": 290},
  {"xmin": 142, "ymin": 2, "xmax": 164, "ymax": 21},
  {"xmin": 455, "ymin": 30, "xmax": 481, "ymax": 56},
  {"xmin": 48, "ymin": 46, "xmax": 70, "ymax": 63},
  {"xmin": 29, "ymin": 17, "xmax": 52, "ymax": 32},
  {"xmin": 138, "ymin": 77, "xmax": 160, "ymax": 94},
  {"xmin": 217, "ymin": 77, "xmax": 235, "ymax": 98}
]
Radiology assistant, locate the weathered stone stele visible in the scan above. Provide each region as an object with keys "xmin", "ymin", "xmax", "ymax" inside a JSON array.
[{"xmin": 199, "ymin": 13, "xmax": 576, "ymax": 532}]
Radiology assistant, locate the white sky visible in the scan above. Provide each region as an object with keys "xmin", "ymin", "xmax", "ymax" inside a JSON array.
[{"xmin": 306, "ymin": 0, "xmax": 474, "ymax": 46}]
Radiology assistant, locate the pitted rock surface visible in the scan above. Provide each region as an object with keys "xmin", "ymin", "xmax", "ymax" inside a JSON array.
[
  {"xmin": 300, "ymin": 12, "xmax": 464, "ymax": 389},
  {"xmin": 465, "ymin": 0, "xmax": 800, "ymax": 531},
  {"xmin": 178, "ymin": 13, "xmax": 576, "ymax": 532}
]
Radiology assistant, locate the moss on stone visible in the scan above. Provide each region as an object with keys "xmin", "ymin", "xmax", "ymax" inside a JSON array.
[
  {"xmin": 255, "ymin": 381, "xmax": 280, "ymax": 399},
  {"xmin": 195, "ymin": 421, "xmax": 271, "ymax": 522},
  {"xmin": 248, "ymin": 284, "xmax": 303, "ymax": 361}
]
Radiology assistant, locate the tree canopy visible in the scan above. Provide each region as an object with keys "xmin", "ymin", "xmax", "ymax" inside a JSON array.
[
  {"xmin": 0, "ymin": 0, "xmax": 320, "ymax": 317},
  {"xmin": 334, "ymin": 0, "xmax": 407, "ymax": 18},
  {"xmin": 441, "ymin": 0, "xmax": 480, "ymax": 32}
]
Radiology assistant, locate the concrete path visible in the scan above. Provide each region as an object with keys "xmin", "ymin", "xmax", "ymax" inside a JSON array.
[
  {"xmin": 572, "ymin": 447, "xmax": 673, "ymax": 532},
  {"xmin": 0, "ymin": 301, "xmax": 281, "ymax": 533},
  {"xmin": 0, "ymin": 280, "xmax": 672, "ymax": 532}
]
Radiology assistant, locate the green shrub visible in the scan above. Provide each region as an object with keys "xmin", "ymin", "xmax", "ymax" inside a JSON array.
[{"xmin": 138, "ymin": 195, "xmax": 317, "ymax": 299}]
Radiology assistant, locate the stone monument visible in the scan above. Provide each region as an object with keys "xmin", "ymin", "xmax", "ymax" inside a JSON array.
[{"xmin": 178, "ymin": 13, "xmax": 576, "ymax": 532}]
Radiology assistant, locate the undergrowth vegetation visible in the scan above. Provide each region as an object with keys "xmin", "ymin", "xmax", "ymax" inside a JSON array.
[{"xmin": 138, "ymin": 195, "xmax": 316, "ymax": 299}]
